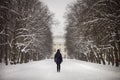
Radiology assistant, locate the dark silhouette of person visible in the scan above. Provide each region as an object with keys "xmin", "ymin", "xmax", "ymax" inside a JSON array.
[{"xmin": 54, "ymin": 49, "xmax": 63, "ymax": 72}]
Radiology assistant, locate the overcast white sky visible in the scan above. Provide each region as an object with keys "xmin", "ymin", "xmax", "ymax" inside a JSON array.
[{"xmin": 41, "ymin": 0, "xmax": 75, "ymax": 37}]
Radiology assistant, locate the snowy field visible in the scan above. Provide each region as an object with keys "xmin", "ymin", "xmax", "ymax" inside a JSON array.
[{"xmin": 0, "ymin": 59, "xmax": 120, "ymax": 80}]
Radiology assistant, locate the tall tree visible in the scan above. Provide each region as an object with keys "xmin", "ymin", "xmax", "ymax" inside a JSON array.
[
  {"xmin": 65, "ymin": 0, "xmax": 120, "ymax": 66},
  {"xmin": 0, "ymin": 0, "xmax": 53, "ymax": 65}
]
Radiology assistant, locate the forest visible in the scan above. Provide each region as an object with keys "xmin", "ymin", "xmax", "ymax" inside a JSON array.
[
  {"xmin": 0, "ymin": 0, "xmax": 120, "ymax": 67},
  {"xmin": 66, "ymin": 0, "xmax": 120, "ymax": 67},
  {"xmin": 0, "ymin": 0, "xmax": 53, "ymax": 65}
]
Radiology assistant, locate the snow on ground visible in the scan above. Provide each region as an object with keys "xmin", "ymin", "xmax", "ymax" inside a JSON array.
[{"xmin": 0, "ymin": 59, "xmax": 120, "ymax": 80}]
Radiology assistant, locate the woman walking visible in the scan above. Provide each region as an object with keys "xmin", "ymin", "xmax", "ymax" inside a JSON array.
[{"xmin": 54, "ymin": 49, "xmax": 63, "ymax": 72}]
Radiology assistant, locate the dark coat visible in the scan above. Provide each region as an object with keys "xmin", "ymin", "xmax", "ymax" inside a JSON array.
[{"xmin": 54, "ymin": 51, "xmax": 63, "ymax": 64}]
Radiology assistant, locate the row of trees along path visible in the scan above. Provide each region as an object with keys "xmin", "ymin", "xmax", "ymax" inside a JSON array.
[
  {"xmin": 0, "ymin": 0, "xmax": 53, "ymax": 65},
  {"xmin": 65, "ymin": 0, "xmax": 120, "ymax": 67}
]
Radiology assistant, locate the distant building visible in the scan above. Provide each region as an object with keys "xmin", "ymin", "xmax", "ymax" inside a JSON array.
[{"xmin": 51, "ymin": 36, "xmax": 68, "ymax": 58}]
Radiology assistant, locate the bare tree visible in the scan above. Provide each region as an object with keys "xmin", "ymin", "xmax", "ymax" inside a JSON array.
[
  {"xmin": 65, "ymin": 0, "xmax": 120, "ymax": 66},
  {"xmin": 0, "ymin": 0, "xmax": 53, "ymax": 65}
]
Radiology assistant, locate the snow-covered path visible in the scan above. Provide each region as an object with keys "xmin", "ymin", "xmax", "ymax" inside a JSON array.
[{"xmin": 0, "ymin": 59, "xmax": 120, "ymax": 80}]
